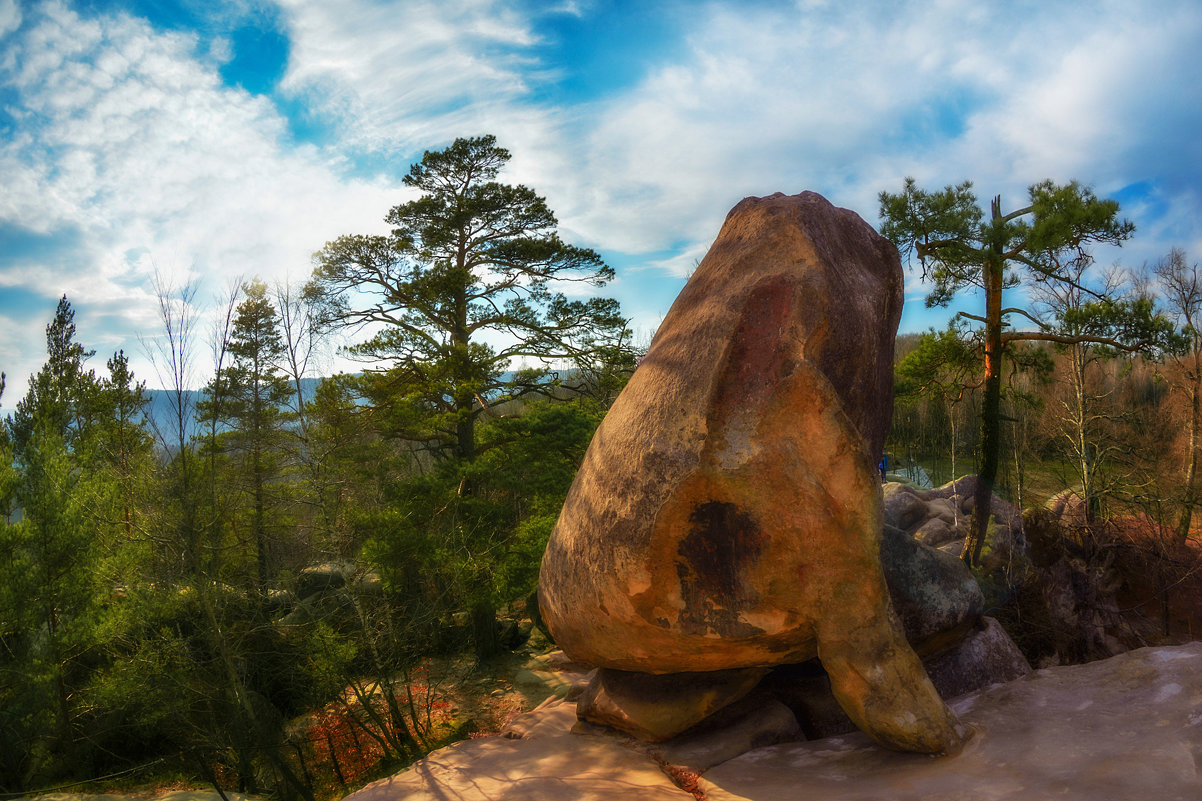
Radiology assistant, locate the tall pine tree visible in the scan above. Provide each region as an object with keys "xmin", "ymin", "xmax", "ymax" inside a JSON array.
[{"xmin": 201, "ymin": 280, "xmax": 292, "ymax": 590}]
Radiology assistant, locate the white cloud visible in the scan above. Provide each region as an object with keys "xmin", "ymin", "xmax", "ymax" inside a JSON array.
[
  {"xmin": 0, "ymin": 0, "xmax": 21, "ymax": 38},
  {"xmin": 0, "ymin": 1, "xmax": 400, "ymax": 398},
  {"xmin": 3, "ymin": 0, "xmax": 1201, "ymax": 400},
  {"xmin": 955, "ymin": 3, "xmax": 1202, "ymax": 193},
  {"xmin": 532, "ymin": 1, "xmax": 1202, "ymax": 283},
  {"xmin": 276, "ymin": 0, "xmax": 542, "ymax": 154}
]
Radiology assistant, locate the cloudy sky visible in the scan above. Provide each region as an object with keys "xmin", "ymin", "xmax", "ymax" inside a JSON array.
[{"xmin": 2, "ymin": 0, "xmax": 1201, "ymax": 404}]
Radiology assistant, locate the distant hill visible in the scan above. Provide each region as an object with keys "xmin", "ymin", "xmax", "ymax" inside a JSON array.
[
  {"xmin": 0, "ymin": 378, "xmax": 324, "ymax": 444},
  {"xmin": 142, "ymin": 377, "xmax": 325, "ymax": 443},
  {"xmin": 1, "ymin": 370, "xmax": 577, "ymax": 443}
]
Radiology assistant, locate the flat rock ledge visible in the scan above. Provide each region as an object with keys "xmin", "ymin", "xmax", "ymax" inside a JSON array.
[{"xmin": 343, "ymin": 643, "xmax": 1202, "ymax": 801}]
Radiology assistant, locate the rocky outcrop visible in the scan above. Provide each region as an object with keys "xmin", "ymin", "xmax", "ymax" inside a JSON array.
[
  {"xmin": 540, "ymin": 191, "xmax": 963, "ymax": 753},
  {"xmin": 922, "ymin": 616, "xmax": 1031, "ymax": 698},
  {"xmin": 344, "ymin": 700, "xmax": 690, "ymax": 801},
  {"xmin": 701, "ymin": 643, "xmax": 1202, "ymax": 801},
  {"xmin": 576, "ymin": 666, "xmax": 770, "ymax": 742},
  {"xmin": 882, "ymin": 476, "xmax": 1025, "ymax": 560},
  {"xmin": 344, "ymin": 643, "xmax": 1202, "ymax": 801},
  {"xmin": 879, "ymin": 522, "xmax": 983, "ymax": 654}
]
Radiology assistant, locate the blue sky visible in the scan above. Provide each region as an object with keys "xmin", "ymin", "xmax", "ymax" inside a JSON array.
[{"xmin": 2, "ymin": 0, "xmax": 1202, "ymax": 404}]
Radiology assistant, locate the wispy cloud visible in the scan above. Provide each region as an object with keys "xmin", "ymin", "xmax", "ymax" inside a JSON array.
[
  {"xmin": 276, "ymin": 0, "xmax": 544, "ymax": 154},
  {"xmin": 0, "ymin": 0, "xmax": 398, "ymax": 395},
  {"xmin": 2, "ymin": 0, "xmax": 1200, "ymax": 403}
]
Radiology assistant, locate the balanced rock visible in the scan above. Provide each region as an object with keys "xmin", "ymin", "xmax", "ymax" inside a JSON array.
[{"xmin": 540, "ymin": 191, "xmax": 964, "ymax": 753}]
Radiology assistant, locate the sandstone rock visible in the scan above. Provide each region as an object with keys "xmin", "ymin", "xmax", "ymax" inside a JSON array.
[
  {"xmin": 913, "ymin": 516, "xmax": 958, "ymax": 547},
  {"xmin": 540, "ymin": 192, "xmax": 962, "ymax": 753},
  {"xmin": 1016, "ymin": 509, "xmax": 1158, "ymax": 665},
  {"xmin": 1046, "ymin": 489, "xmax": 1089, "ymax": 528},
  {"xmin": 344, "ymin": 726, "xmax": 692, "ymax": 801},
  {"xmin": 879, "ymin": 523, "xmax": 983, "ymax": 654},
  {"xmin": 576, "ymin": 666, "xmax": 769, "ymax": 742},
  {"xmin": 530, "ymin": 650, "xmax": 596, "ymax": 701},
  {"xmin": 759, "ymin": 661, "xmax": 858, "ymax": 740},
  {"xmin": 501, "ymin": 697, "xmax": 580, "ymax": 740},
  {"xmin": 922, "ymin": 616, "xmax": 1031, "ymax": 698},
  {"xmin": 764, "ymin": 617, "xmax": 1028, "ymax": 740},
  {"xmin": 544, "ymin": 649, "xmax": 593, "ymax": 673},
  {"xmin": 348, "ymin": 644, "xmax": 1202, "ymax": 800},
  {"xmin": 701, "ymin": 643, "xmax": 1202, "ymax": 801},
  {"xmin": 295, "ymin": 562, "xmax": 348, "ymax": 599},
  {"xmin": 882, "ymin": 477, "xmax": 1025, "ymax": 560},
  {"xmin": 882, "ymin": 482, "xmax": 930, "ymax": 531},
  {"xmin": 645, "ymin": 691, "xmax": 801, "ymax": 774}
]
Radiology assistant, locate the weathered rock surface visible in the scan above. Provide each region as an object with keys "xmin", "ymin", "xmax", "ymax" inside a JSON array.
[
  {"xmin": 703, "ymin": 642, "xmax": 1202, "ymax": 801},
  {"xmin": 344, "ymin": 644, "xmax": 1202, "ymax": 801},
  {"xmin": 540, "ymin": 191, "xmax": 962, "ymax": 752},
  {"xmin": 921, "ymin": 616, "xmax": 1031, "ymax": 698},
  {"xmin": 641, "ymin": 691, "xmax": 801, "ymax": 773},
  {"xmin": 296, "ymin": 562, "xmax": 350, "ymax": 599},
  {"xmin": 345, "ymin": 712, "xmax": 691, "ymax": 801},
  {"xmin": 879, "ymin": 522, "xmax": 983, "ymax": 654},
  {"xmin": 576, "ymin": 666, "xmax": 769, "ymax": 741},
  {"xmin": 764, "ymin": 616, "xmax": 1029, "ymax": 739}
]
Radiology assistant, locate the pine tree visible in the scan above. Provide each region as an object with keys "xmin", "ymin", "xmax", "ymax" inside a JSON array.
[
  {"xmin": 306, "ymin": 135, "xmax": 629, "ymax": 462},
  {"xmin": 201, "ymin": 280, "xmax": 292, "ymax": 590},
  {"xmin": 880, "ymin": 180, "xmax": 1174, "ymax": 565},
  {"xmin": 2, "ymin": 297, "xmax": 105, "ymax": 778}
]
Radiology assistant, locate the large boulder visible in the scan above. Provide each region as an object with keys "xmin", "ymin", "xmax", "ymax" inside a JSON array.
[
  {"xmin": 922, "ymin": 616, "xmax": 1031, "ymax": 698},
  {"xmin": 575, "ymin": 666, "xmax": 770, "ymax": 742},
  {"xmin": 879, "ymin": 522, "xmax": 983, "ymax": 654},
  {"xmin": 540, "ymin": 191, "xmax": 963, "ymax": 753},
  {"xmin": 295, "ymin": 562, "xmax": 349, "ymax": 599}
]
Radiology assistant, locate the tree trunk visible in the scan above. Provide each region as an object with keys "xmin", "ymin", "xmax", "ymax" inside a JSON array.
[
  {"xmin": 456, "ymin": 398, "xmax": 475, "ymax": 462},
  {"xmin": 965, "ymin": 198, "xmax": 1006, "ymax": 568},
  {"xmin": 471, "ymin": 600, "xmax": 501, "ymax": 662},
  {"xmin": 1180, "ymin": 382, "xmax": 1201, "ymax": 541},
  {"xmin": 1069, "ymin": 344, "xmax": 1098, "ymax": 520}
]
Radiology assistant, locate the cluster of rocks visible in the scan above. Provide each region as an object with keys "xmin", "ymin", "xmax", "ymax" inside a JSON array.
[
  {"xmin": 274, "ymin": 562, "xmax": 382, "ymax": 626},
  {"xmin": 565, "ymin": 508, "xmax": 1033, "ymax": 761},
  {"xmin": 882, "ymin": 475, "xmax": 1025, "ymax": 561},
  {"xmin": 345, "ymin": 642, "xmax": 1202, "ymax": 801}
]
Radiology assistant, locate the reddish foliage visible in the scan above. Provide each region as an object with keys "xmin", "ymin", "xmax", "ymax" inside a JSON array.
[
  {"xmin": 302, "ymin": 662, "xmax": 455, "ymax": 786},
  {"xmin": 1107, "ymin": 517, "xmax": 1202, "ymax": 642}
]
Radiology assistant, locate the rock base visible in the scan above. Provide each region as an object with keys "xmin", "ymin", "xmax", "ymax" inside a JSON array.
[{"xmin": 344, "ymin": 643, "xmax": 1202, "ymax": 801}]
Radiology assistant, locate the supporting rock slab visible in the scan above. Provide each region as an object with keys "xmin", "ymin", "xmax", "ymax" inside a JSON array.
[
  {"xmin": 343, "ymin": 723, "xmax": 692, "ymax": 801},
  {"xmin": 576, "ymin": 666, "xmax": 769, "ymax": 741},
  {"xmin": 700, "ymin": 642, "xmax": 1202, "ymax": 801}
]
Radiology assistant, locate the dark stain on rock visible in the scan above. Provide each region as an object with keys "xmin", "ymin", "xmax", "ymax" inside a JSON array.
[{"xmin": 676, "ymin": 501, "xmax": 767, "ymax": 637}]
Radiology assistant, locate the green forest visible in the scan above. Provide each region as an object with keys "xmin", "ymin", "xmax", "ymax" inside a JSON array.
[{"xmin": 2, "ymin": 140, "xmax": 1200, "ymax": 800}]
